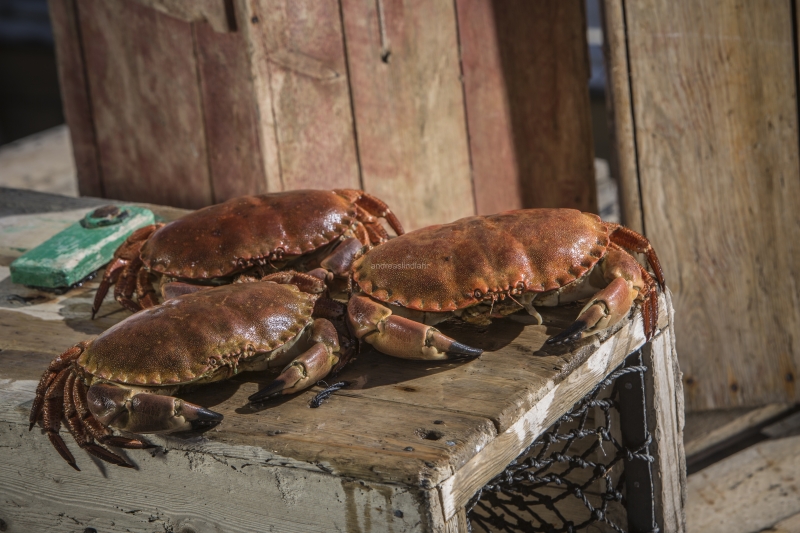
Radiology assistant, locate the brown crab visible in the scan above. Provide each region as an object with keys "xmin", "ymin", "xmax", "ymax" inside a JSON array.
[
  {"xmin": 32, "ymin": 272, "xmax": 348, "ymax": 469},
  {"xmin": 342, "ymin": 208, "xmax": 665, "ymax": 363},
  {"xmin": 92, "ymin": 189, "xmax": 404, "ymax": 317}
]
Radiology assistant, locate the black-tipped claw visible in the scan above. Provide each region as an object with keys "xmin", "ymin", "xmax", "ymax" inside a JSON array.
[
  {"xmin": 545, "ymin": 320, "xmax": 589, "ymax": 345},
  {"xmin": 248, "ymin": 380, "xmax": 287, "ymax": 403},
  {"xmin": 189, "ymin": 407, "xmax": 224, "ymax": 430},
  {"xmin": 447, "ymin": 341, "xmax": 484, "ymax": 359}
]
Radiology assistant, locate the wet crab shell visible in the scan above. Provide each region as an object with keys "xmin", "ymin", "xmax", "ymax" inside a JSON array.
[
  {"xmin": 352, "ymin": 209, "xmax": 610, "ymax": 312},
  {"xmin": 78, "ymin": 282, "xmax": 317, "ymax": 386},
  {"xmin": 140, "ymin": 189, "xmax": 363, "ymax": 280}
]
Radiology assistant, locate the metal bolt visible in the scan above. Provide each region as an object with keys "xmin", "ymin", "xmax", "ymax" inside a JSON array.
[{"xmin": 82, "ymin": 205, "xmax": 129, "ymax": 229}]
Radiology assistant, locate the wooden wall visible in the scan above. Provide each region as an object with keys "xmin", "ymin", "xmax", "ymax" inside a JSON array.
[
  {"xmin": 604, "ymin": 0, "xmax": 800, "ymax": 410},
  {"xmin": 49, "ymin": 0, "xmax": 597, "ymax": 229}
]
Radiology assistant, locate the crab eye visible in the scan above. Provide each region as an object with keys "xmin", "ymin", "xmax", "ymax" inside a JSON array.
[{"xmin": 473, "ymin": 289, "xmax": 483, "ymax": 299}]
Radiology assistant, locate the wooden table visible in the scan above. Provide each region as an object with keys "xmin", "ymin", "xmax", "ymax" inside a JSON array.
[{"xmin": 0, "ymin": 188, "xmax": 686, "ymax": 532}]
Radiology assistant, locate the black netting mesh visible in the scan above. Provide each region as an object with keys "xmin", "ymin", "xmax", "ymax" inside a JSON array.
[{"xmin": 467, "ymin": 355, "xmax": 655, "ymax": 533}]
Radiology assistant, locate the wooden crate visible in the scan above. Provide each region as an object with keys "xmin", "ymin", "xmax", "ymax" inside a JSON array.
[
  {"xmin": 603, "ymin": 0, "xmax": 800, "ymax": 411},
  {"xmin": 0, "ymin": 188, "xmax": 685, "ymax": 533},
  {"xmin": 49, "ymin": 0, "xmax": 598, "ymax": 229}
]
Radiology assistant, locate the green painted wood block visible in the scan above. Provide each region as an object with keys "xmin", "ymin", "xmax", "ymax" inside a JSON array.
[{"xmin": 10, "ymin": 205, "xmax": 156, "ymax": 289}]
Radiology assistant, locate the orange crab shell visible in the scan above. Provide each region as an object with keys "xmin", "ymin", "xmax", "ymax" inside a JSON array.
[
  {"xmin": 78, "ymin": 282, "xmax": 317, "ymax": 386},
  {"xmin": 140, "ymin": 189, "xmax": 365, "ymax": 280},
  {"xmin": 352, "ymin": 209, "xmax": 610, "ymax": 312}
]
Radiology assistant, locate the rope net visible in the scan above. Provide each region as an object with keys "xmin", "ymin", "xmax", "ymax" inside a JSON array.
[{"xmin": 467, "ymin": 358, "xmax": 654, "ymax": 533}]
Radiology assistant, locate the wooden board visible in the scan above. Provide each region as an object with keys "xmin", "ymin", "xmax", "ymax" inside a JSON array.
[
  {"xmin": 686, "ymin": 435, "xmax": 800, "ymax": 533},
  {"xmin": 340, "ymin": 0, "xmax": 475, "ymax": 230},
  {"xmin": 683, "ymin": 403, "xmax": 794, "ymax": 459},
  {"xmin": 255, "ymin": 0, "xmax": 362, "ymax": 192},
  {"xmin": 456, "ymin": 1, "xmax": 598, "ymax": 216},
  {"xmin": 194, "ymin": 21, "xmax": 269, "ymax": 201},
  {"xmin": 0, "ymin": 188, "xmax": 683, "ymax": 531},
  {"xmin": 608, "ymin": 0, "xmax": 800, "ymax": 410},
  {"xmin": 47, "ymin": 0, "xmax": 104, "ymax": 198},
  {"xmin": 76, "ymin": 0, "xmax": 214, "ymax": 209}
]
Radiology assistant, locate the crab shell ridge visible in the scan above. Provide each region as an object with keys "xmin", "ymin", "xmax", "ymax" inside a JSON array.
[
  {"xmin": 352, "ymin": 209, "xmax": 609, "ymax": 312},
  {"xmin": 78, "ymin": 282, "xmax": 317, "ymax": 386}
]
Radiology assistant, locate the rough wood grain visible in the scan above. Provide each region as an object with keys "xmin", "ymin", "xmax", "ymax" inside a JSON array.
[
  {"xmin": 194, "ymin": 22, "xmax": 269, "ymax": 201},
  {"xmin": 684, "ymin": 403, "xmax": 794, "ymax": 459},
  {"xmin": 456, "ymin": 0, "xmax": 598, "ymax": 215},
  {"xmin": 644, "ymin": 290, "xmax": 687, "ymax": 533},
  {"xmin": 600, "ymin": 0, "xmax": 643, "ymax": 232},
  {"xmin": 436, "ymin": 306, "xmax": 657, "ymax": 521},
  {"xmin": 685, "ymin": 435, "xmax": 800, "ymax": 533},
  {"xmin": 47, "ymin": 0, "xmax": 103, "ymax": 198},
  {"xmin": 758, "ymin": 511, "xmax": 800, "ymax": 533},
  {"xmin": 341, "ymin": 0, "xmax": 475, "ymax": 230},
  {"xmin": 0, "ymin": 395, "xmax": 425, "ymax": 533},
  {"xmin": 620, "ymin": 0, "xmax": 800, "ymax": 410},
  {"xmin": 130, "ymin": 0, "xmax": 234, "ymax": 32},
  {"xmin": 77, "ymin": 0, "xmax": 214, "ymax": 209},
  {"xmin": 256, "ymin": 0, "xmax": 362, "ymax": 192}
]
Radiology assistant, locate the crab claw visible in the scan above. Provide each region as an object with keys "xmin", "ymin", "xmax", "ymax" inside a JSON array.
[
  {"xmin": 249, "ymin": 319, "xmax": 341, "ymax": 403},
  {"xmin": 347, "ymin": 294, "xmax": 483, "ymax": 360},
  {"xmin": 86, "ymin": 383, "xmax": 223, "ymax": 434}
]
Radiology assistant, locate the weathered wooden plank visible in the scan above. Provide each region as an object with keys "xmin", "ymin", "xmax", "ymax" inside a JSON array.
[
  {"xmin": 622, "ymin": 0, "xmax": 800, "ymax": 409},
  {"xmin": 643, "ymin": 290, "xmax": 687, "ymax": 533},
  {"xmin": 683, "ymin": 403, "xmax": 794, "ymax": 459},
  {"xmin": 0, "ymin": 396, "xmax": 425, "ymax": 533},
  {"xmin": 341, "ymin": 0, "xmax": 475, "ymax": 230},
  {"xmin": 456, "ymin": 0, "xmax": 598, "ymax": 215},
  {"xmin": 453, "ymin": 0, "xmax": 520, "ymax": 216},
  {"xmin": 601, "ymin": 0, "xmax": 643, "ymax": 232},
  {"xmin": 255, "ymin": 0, "xmax": 362, "ymax": 192},
  {"xmin": 759, "ymin": 511, "xmax": 800, "ymax": 533},
  {"xmin": 47, "ymin": 0, "xmax": 104, "ymax": 198},
  {"xmin": 130, "ymin": 0, "xmax": 234, "ymax": 33},
  {"xmin": 685, "ymin": 435, "xmax": 800, "ymax": 533},
  {"xmin": 77, "ymin": 0, "xmax": 214, "ymax": 209},
  {"xmin": 194, "ymin": 22, "xmax": 269, "ymax": 201},
  {"xmin": 0, "ymin": 126, "xmax": 78, "ymax": 197},
  {"xmin": 437, "ymin": 304, "xmax": 654, "ymax": 521}
]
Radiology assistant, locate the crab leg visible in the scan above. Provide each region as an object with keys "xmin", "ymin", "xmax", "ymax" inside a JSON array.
[
  {"xmin": 63, "ymin": 373, "xmax": 134, "ymax": 468},
  {"xmin": 547, "ymin": 248, "xmax": 650, "ymax": 345},
  {"xmin": 249, "ymin": 318, "xmax": 342, "ymax": 402},
  {"xmin": 92, "ymin": 224, "xmax": 162, "ymax": 318},
  {"xmin": 319, "ymin": 237, "xmax": 363, "ymax": 277},
  {"xmin": 30, "ymin": 342, "xmax": 87, "ymax": 430},
  {"xmin": 347, "ymin": 294, "xmax": 483, "ymax": 360},
  {"xmin": 351, "ymin": 191, "xmax": 405, "ymax": 237},
  {"xmin": 42, "ymin": 369, "xmax": 79, "ymax": 469},
  {"xmin": 604, "ymin": 222, "xmax": 665, "ymax": 288},
  {"xmin": 86, "ymin": 383, "xmax": 223, "ymax": 434}
]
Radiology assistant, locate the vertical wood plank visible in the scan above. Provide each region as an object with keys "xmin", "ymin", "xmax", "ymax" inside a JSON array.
[
  {"xmin": 76, "ymin": 0, "xmax": 213, "ymax": 209},
  {"xmin": 48, "ymin": 0, "xmax": 103, "ymax": 197},
  {"xmin": 644, "ymin": 291, "xmax": 687, "ymax": 533},
  {"xmin": 622, "ymin": 0, "xmax": 800, "ymax": 409},
  {"xmin": 341, "ymin": 0, "xmax": 475, "ymax": 230},
  {"xmin": 259, "ymin": 0, "xmax": 361, "ymax": 191},
  {"xmin": 601, "ymin": 0, "xmax": 644, "ymax": 232},
  {"xmin": 454, "ymin": 0, "xmax": 521, "ymax": 215},
  {"xmin": 195, "ymin": 22, "xmax": 268, "ymax": 201},
  {"xmin": 457, "ymin": 1, "xmax": 598, "ymax": 215},
  {"xmin": 444, "ymin": 506, "xmax": 469, "ymax": 533}
]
